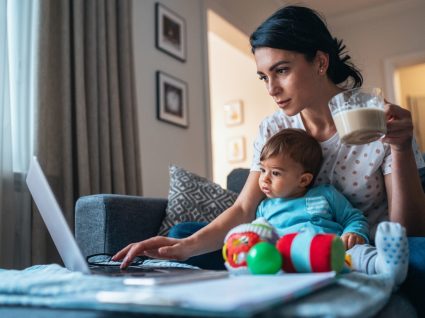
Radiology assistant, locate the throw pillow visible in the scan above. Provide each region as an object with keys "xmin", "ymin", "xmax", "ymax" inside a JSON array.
[{"xmin": 158, "ymin": 165, "xmax": 239, "ymax": 236}]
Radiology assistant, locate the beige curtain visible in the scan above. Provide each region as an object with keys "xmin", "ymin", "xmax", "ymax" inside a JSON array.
[
  {"xmin": 1, "ymin": 0, "xmax": 36, "ymax": 269},
  {"xmin": 32, "ymin": 0, "xmax": 141, "ymax": 265}
]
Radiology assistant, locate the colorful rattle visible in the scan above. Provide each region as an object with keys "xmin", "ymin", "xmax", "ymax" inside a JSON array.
[{"xmin": 222, "ymin": 218, "xmax": 280, "ymax": 274}]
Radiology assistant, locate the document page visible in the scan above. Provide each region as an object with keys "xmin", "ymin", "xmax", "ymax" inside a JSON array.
[{"xmin": 98, "ymin": 272, "xmax": 336, "ymax": 315}]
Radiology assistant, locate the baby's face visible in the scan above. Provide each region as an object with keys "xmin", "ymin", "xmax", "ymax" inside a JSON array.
[{"xmin": 259, "ymin": 154, "xmax": 307, "ymax": 199}]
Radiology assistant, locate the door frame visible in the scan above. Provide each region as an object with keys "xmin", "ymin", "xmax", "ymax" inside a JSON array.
[{"xmin": 384, "ymin": 50, "xmax": 425, "ymax": 105}]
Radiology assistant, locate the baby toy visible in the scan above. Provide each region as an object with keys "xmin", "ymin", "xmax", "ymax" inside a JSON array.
[
  {"xmin": 276, "ymin": 230, "xmax": 345, "ymax": 273},
  {"xmin": 223, "ymin": 220, "xmax": 346, "ymax": 275},
  {"xmin": 246, "ymin": 241, "xmax": 282, "ymax": 274},
  {"xmin": 222, "ymin": 218, "xmax": 279, "ymax": 274}
]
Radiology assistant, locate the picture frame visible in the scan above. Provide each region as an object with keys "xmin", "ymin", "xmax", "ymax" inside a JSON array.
[
  {"xmin": 227, "ymin": 137, "xmax": 245, "ymax": 162},
  {"xmin": 155, "ymin": 2, "xmax": 186, "ymax": 62},
  {"xmin": 156, "ymin": 71, "xmax": 188, "ymax": 128},
  {"xmin": 224, "ymin": 100, "xmax": 243, "ymax": 126}
]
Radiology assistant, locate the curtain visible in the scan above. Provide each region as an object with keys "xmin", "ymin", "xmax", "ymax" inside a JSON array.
[
  {"xmin": 0, "ymin": 0, "xmax": 37, "ymax": 269},
  {"xmin": 31, "ymin": 0, "xmax": 142, "ymax": 265}
]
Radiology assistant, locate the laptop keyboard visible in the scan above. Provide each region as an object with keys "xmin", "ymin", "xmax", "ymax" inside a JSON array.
[{"xmin": 93, "ymin": 259, "xmax": 199, "ymax": 269}]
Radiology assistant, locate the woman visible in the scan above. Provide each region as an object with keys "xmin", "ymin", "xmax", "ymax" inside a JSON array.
[{"xmin": 113, "ymin": 5, "xmax": 425, "ymax": 269}]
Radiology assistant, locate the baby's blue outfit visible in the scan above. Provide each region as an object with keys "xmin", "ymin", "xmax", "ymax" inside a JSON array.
[{"xmin": 256, "ymin": 184, "xmax": 369, "ymax": 243}]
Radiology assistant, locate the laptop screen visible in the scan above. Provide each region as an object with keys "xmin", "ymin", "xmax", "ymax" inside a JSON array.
[{"xmin": 26, "ymin": 156, "xmax": 90, "ymax": 274}]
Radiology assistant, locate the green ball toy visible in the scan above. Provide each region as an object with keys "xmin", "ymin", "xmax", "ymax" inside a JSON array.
[{"xmin": 246, "ymin": 242, "xmax": 282, "ymax": 274}]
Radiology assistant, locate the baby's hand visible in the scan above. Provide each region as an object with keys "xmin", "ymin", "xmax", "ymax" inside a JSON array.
[{"xmin": 340, "ymin": 232, "xmax": 365, "ymax": 250}]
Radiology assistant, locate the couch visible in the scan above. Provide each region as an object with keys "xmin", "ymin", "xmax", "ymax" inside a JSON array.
[
  {"xmin": 75, "ymin": 167, "xmax": 425, "ymax": 316},
  {"xmin": 74, "ymin": 168, "xmax": 250, "ymax": 258}
]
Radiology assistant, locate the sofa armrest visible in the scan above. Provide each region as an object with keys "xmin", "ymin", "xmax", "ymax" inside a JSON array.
[{"xmin": 75, "ymin": 194, "xmax": 167, "ymax": 257}]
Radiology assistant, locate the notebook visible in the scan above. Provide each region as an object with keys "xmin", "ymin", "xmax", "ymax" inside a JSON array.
[{"xmin": 26, "ymin": 156, "xmax": 227, "ymax": 284}]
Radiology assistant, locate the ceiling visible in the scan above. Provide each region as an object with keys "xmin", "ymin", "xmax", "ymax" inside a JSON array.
[
  {"xmin": 210, "ymin": 0, "xmax": 402, "ymax": 36},
  {"xmin": 275, "ymin": 0, "xmax": 394, "ymax": 18}
]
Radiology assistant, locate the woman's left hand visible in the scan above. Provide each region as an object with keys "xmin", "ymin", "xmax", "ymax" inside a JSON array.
[{"xmin": 381, "ymin": 101, "xmax": 414, "ymax": 152}]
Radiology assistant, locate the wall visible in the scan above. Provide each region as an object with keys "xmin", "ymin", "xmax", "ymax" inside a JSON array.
[
  {"xmin": 208, "ymin": 28, "xmax": 276, "ymax": 187},
  {"xmin": 132, "ymin": 0, "xmax": 210, "ymax": 197},
  {"xmin": 204, "ymin": 0, "xmax": 277, "ymax": 36},
  {"xmin": 326, "ymin": 0, "xmax": 425, "ymax": 94}
]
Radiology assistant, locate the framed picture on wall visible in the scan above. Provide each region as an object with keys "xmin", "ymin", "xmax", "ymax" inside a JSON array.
[
  {"xmin": 227, "ymin": 137, "xmax": 245, "ymax": 162},
  {"xmin": 224, "ymin": 100, "xmax": 243, "ymax": 126},
  {"xmin": 155, "ymin": 3, "xmax": 186, "ymax": 62},
  {"xmin": 156, "ymin": 71, "xmax": 188, "ymax": 128}
]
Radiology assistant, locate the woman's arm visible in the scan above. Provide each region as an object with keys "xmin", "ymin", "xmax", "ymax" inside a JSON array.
[
  {"xmin": 384, "ymin": 155, "xmax": 425, "ymax": 235},
  {"xmin": 383, "ymin": 103, "xmax": 425, "ymax": 235},
  {"xmin": 113, "ymin": 171, "xmax": 265, "ymax": 268}
]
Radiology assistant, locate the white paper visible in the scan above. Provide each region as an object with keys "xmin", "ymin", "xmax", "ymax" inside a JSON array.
[{"xmin": 97, "ymin": 272, "xmax": 336, "ymax": 313}]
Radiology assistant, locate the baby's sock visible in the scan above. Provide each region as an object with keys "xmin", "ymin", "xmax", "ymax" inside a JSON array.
[{"xmin": 374, "ymin": 222, "xmax": 409, "ymax": 286}]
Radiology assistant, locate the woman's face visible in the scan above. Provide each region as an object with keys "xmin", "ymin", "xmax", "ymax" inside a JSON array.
[{"xmin": 254, "ymin": 47, "xmax": 322, "ymax": 116}]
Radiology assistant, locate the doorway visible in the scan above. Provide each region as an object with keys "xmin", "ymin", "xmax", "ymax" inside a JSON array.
[
  {"xmin": 394, "ymin": 63, "xmax": 425, "ymax": 152},
  {"xmin": 385, "ymin": 52, "xmax": 425, "ymax": 153}
]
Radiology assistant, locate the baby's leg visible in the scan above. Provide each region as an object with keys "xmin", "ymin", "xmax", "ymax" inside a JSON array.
[{"xmin": 346, "ymin": 222, "xmax": 408, "ymax": 286}]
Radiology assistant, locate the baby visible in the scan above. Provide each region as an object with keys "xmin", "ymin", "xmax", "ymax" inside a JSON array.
[{"xmin": 256, "ymin": 128, "xmax": 408, "ymax": 286}]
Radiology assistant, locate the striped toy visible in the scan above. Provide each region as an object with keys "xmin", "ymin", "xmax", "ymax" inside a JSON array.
[{"xmin": 276, "ymin": 230, "xmax": 345, "ymax": 273}]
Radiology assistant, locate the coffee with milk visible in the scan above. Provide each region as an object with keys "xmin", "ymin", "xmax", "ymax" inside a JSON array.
[{"xmin": 329, "ymin": 88, "xmax": 386, "ymax": 145}]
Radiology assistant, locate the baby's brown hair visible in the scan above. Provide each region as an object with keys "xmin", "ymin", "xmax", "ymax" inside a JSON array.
[{"xmin": 260, "ymin": 128, "xmax": 323, "ymax": 181}]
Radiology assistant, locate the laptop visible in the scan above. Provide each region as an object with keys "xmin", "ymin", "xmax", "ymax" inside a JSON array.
[{"xmin": 26, "ymin": 156, "xmax": 227, "ymax": 285}]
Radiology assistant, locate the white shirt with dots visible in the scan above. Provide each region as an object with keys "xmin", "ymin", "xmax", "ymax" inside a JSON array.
[{"xmin": 252, "ymin": 110, "xmax": 425, "ymax": 238}]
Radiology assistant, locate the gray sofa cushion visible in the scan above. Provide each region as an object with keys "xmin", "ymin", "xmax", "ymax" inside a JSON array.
[
  {"xmin": 158, "ymin": 165, "xmax": 239, "ymax": 236},
  {"xmin": 227, "ymin": 168, "xmax": 250, "ymax": 193}
]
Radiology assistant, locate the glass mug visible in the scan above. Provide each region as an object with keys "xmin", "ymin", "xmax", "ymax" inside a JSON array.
[{"xmin": 329, "ymin": 87, "xmax": 386, "ymax": 145}]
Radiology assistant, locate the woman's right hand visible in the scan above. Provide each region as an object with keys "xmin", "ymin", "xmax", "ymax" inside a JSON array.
[{"xmin": 112, "ymin": 236, "xmax": 194, "ymax": 269}]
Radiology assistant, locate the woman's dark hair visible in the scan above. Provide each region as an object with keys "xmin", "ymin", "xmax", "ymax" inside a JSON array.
[{"xmin": 250, "ymin": 6, "xmax": 363, "ymax": 88}]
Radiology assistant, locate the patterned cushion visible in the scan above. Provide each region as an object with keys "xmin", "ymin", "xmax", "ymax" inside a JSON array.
[{"xmin": 158, "ymin": 165, "xmax": 239, "ymax": 236}]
